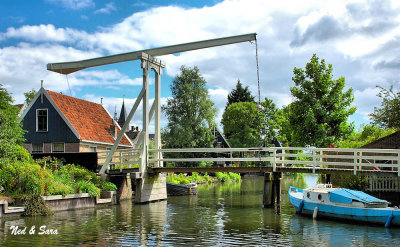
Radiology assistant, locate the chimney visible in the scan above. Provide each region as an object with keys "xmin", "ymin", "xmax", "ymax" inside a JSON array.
[{"xmin": 131, "ymin": 125, "xmax": 135, "ymax": 131}]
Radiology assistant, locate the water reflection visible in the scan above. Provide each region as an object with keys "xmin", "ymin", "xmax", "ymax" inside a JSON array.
[{"xmin": 0, "ymin": 174, "xmax": 399, "ymax": 246}]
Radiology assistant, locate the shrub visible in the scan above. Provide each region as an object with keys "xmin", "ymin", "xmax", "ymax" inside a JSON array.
[
  {"xmin": 216, "ymin": 172, "xmax": 231, "ymax": 182},
  {"xmin": 97, "ymin": 180, "xmax": 117, "ymax": 191},
  {"xmin": 21, "ymin": 194, "xmax": 52, "ymax": 216},
  {"xmin": 229, "ymin": 172, "xmax": 241, "ymax": 182},
  {"xmin": 58, "ymin": 164, "xmax": 98, "ymax": 183},
  {"xmin": 35, "ymin": 156, "xmax": 65, "ymax": 171},
  {"xmin": 73, "ymin": 180, "xmax": 100, "ymax": 197}
]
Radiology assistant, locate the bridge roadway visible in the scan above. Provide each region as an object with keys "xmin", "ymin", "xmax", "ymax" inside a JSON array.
[{"xmin": 106, "ymin": 166, "xmax": 399, "ymax": 177}]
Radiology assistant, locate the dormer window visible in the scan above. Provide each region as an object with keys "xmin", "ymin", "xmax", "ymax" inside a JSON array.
[{"xmin": 36, "ymin": 109, "xmax": 48, "ymax": 132}]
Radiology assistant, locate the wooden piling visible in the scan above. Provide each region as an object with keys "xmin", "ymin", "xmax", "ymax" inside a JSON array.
[
  {"xmin": 263, "ymin": 172, "xmax": 282, "ymax": 208},
  {"xmin": 263, "ymin": 172, "xmax": 273, "ymax": 207}
]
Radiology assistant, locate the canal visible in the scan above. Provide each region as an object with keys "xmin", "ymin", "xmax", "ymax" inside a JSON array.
[{"xmin": 1, "ymin": 174, "xmax": 400, "ymax": 246}]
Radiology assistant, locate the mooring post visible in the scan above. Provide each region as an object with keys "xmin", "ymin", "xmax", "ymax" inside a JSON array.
[
  {"xmin": 273, "ymin": 172, "xmax": 282, "ymax": 209},
  {"xmin": 326, "ymin": 174, "xmax": 331, "ymax": 184},
  {"xmin": 263, "ymin": 172, "xmax": 273, "ymax": 207}
]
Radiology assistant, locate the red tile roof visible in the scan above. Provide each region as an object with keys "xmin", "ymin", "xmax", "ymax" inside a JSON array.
[{"xmin": 46, "ymin": 90, "xmax": 132, "ymax": 146}]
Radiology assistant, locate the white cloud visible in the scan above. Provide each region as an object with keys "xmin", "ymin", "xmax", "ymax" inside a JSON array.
[
  {"xmin": 46, "ymin": 0, "xmax": 95, "ymax": 9},
  {"xmin": 94, "ymin": 2, "xmax": 117, "ymax": 14},
  {"xmin": 3, "ymin": 0, "xmax": 400, "ymax": 128}
]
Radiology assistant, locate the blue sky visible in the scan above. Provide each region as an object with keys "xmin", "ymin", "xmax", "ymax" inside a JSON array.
[{"xmin": 2, "ymin": 0, "xmax": 400, "ymax": 134}]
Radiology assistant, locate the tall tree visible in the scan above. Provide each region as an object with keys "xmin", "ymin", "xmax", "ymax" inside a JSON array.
[
  {"xmin": 0, "ymin": 85, "xmax": 26, "ymax": 162},
  {"xmin": 222, "ymin": 97, "xmax": 279, "ymax": 148},
  {"xmin": 162, "ymin": 66, "xmax": 217, "ymax": 153},
  {"xmin": 288, "ymin": 54, "xmax": 356, "ymax": 147},
  {"xmin": 222, "ymin": 102, "xmax": 264, "ymax": 147},
  {"xmin": 24, "ymin": 88, "xmax": 37, "ymax": 104},
  {"xmin": 226, "ymin": 80, "xmax": 254, "ymax": 108},
  {"xmin": 369, "ymin": 85, "xmax": 400, "ymax": 129},
  {"xmin": 260, "ymin": 97, "xmax": 280, "ymax": 145}
]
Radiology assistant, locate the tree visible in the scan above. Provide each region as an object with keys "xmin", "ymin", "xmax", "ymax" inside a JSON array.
[
  {"xmin": 222, "ymin": 97, "xmax": 281, "ymax": 148},
  {"xmin": 288, "ymin": 54, "xmax": 356, "ymax": 147},
  {"xmin": 335, "ymin": 124, "xmax": 396, "ymax": 148},
  {"xmin": 0, "ymin": 85, "xmax": 26, "ymax": 162},
  {"xmin": 24, "ymin": 88, "xmax": 37, "ymax": 104},
  {"xmin": 369, "ymin": 85, "xmax": 400, "ymax": 129},
  {"xmin": 222, "ymin": 102, "xmax": 263, "ymax": 147},
  {"xmin": 162, "ymin": 66, "xmax": 217, "ymax": 157},
  {"xmin": 226, "ymin": 80, "xmax": 254, "ymax": 108},
  {"xmin": 260, "ymin": 97, "xmax": 280, "ymax": 145}
]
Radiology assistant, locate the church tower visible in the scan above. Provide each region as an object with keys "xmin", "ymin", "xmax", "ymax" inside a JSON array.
[{"xmin": 118, "ymin": 98, "xmax": 127, "ymax": 127}]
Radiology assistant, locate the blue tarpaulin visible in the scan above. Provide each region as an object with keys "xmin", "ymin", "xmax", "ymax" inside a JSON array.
[{"xmin": 329, "ymin": 189, "xmax": 388, "ymax": 204}]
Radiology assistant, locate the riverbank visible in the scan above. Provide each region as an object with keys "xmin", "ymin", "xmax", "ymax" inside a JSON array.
[{"xmin": 0, "ymin": 192, "xmax": 117, "ymax": 218}]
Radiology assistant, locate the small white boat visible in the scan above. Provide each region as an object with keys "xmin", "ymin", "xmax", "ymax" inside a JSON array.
[{"xmin": 289, "ymin": 184, "xmax": 400, "ymax": 227}]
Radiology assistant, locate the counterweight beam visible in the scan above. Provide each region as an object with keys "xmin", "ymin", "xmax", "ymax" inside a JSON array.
[{"xmin": 47, "ymin": 33, "xmax": 256, "ymax": 74}]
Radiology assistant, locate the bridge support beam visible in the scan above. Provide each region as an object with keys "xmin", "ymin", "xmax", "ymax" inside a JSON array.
[
  {"xmin": 135, "ymin": 173, "xmax": 167, "ymax": 203},
  {"xmin": 263, "ymin": 172, "xmax": 281, "ymax": 209}
]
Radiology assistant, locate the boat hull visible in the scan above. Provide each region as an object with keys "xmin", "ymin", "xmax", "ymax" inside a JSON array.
[{"xmin": 289, "ymin": 187, "xmax": 400, "ymax": 226}]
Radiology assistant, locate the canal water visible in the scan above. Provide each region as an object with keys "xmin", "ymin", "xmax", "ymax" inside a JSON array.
[{"xmin": 1, "ymin": 174, "xmax": 400, "ymax": 246}]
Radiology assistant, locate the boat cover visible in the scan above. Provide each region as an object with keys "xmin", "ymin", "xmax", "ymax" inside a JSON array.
[{"xmin": 329, "ymin": 189, "xmax": 388, "ymax": 204}]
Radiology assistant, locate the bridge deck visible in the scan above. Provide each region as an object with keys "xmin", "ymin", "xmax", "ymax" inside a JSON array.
[{"xmin": 107, "ymin": 167, "xmax": 399, "ymax": 177}]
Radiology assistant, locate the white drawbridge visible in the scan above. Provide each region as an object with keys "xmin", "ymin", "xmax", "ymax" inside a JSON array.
[{"xmin": 47, "ymin": 33, "xmax": 257, "ymax": 175}]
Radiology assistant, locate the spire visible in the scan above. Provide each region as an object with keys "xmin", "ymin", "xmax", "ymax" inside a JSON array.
[
  {"xmin": 118, "ymin": 97, "xmax": 127, "ymax": 127},
  {"xmin": 114, "ymin": 105, "xmax": 118, "ymax": 121}
]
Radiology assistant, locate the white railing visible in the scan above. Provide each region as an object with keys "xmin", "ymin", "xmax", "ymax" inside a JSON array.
[
  {"xmin": 98, "ymin": 147, "xmax": 400, "ymax": 176},
  {"xmin": 148, "ymin": 147, "xmax": 400, "ymax": 176},
  {"xmin": 97, "ymin": 148, "xmax": 141, "ymax": 172}
]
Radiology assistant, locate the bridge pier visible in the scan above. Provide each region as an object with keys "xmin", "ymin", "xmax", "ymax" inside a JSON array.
[
  {"xmin": 263, "ymin": 172, "xmax": 281, "ymax": 209},
  {"xmin": 110, "ymin": 173, "xmax": 133, "ymax": 202},
  {"xmin": 135, "ymin": 173, "xmax": 167, "ymax": 204}
]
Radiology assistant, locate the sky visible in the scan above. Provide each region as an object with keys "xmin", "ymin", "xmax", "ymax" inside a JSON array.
[{"xmin": 1, "ymin": 0, "xmax": 400, "ymax": 134}]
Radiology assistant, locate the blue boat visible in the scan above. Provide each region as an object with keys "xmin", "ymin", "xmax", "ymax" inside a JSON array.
[{"xmin": 288, "ymin": 184, "xmax": 400, "ymax": 227}]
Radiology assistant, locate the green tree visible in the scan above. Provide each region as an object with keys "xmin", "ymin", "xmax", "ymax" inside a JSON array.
[
  {"xmin": 260, "ymin": 97, "xmax": 280, "ymax": 145},
  {"xmin": 24, "ymin": 88, "xmax": 37, "ymax": 104},
  {"xmin": 0, "ymin": 85, "xmax": 27, "ymax": 162},
  {"xmin": 226, "ymin": 80, "xmax": 254, "ymax": 108},
  {"xmin": 288, "ymin": 54, "xmax": 356, "ymax": 147},
  {"xmin": 162, "ymin": 66, "xmax": 217, "ymax": 161},
  {"xmin": 335, "ymin": 124, "xmax": 396, "ymax": 148},
  {"xmin": 222, "ymin": 102, "xmax": 264, "ymax": 147},
  {"xmin": 369, "ymin": 85, "xmax": 400, "ymax": 129}
]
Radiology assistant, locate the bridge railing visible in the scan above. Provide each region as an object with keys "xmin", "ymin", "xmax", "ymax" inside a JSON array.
[
  {"xmin": 97, "ymin": 148, "xmax": 141, "ymax": 172},
  {"xmin": 149, "ymin": 147, "xmax": 400, "ymax": 176}
]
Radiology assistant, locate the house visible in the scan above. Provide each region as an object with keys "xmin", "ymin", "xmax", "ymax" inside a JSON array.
[
  {"xmin": 361, "ymin": 131, "xmax": 400, "ymax": 149},
  {"xmin": 19, "ymin": 87, "xmax": 132, "ymax": 154}
]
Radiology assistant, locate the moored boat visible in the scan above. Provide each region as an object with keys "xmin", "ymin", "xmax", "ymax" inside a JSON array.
[
  {"xmin": 167, "ymin": 182, "xmax": 197, "ymax": 196},
  {"xmin": 288, "ymin": 184, "xmax": 400, "ymax": 227}
]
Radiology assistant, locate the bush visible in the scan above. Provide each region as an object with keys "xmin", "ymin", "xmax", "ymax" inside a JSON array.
[
  {"xmin": 216, "ymin": 172, "xmax": 231, "ymax": 182},
  {"xmin": 73, "ymin": 180, "xmax": 100, "ymax": 197},
  {"xmin": 57, "ymin": 164, "xmax": 98, "ymax": 183},
  {"xmin": 21, "ymin": 194, "xmax": 52, "ymax": 216},
  {"xmin": 35, "ymin": 156, "xmax": 64, "ymax": 171},
  {"xmin": 341, "ymin": 175, "xmax": 368, "ymax": 190},
  {"xmin": 216, "ymin": 172, "xmax": 241, "ymax": 183},
  {"xmin": 97, "ymin": 179, "xmax": 117, "ymax": 191}
]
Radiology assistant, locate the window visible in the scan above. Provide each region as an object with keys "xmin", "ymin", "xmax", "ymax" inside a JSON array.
[
  {"xmin": 52, "ymin": 143, "xmax": 64, "ymax": 153},
  {"xmin": 32, "ymin": 143, "xmax": 43, "ymax": 153},
  {"xmin": 89, "ymin": 146, "xmax": 97, "ymax": 152},
  {"xmin": 36, "ymin": 109, "xmax": 48, "ymax": 132}
]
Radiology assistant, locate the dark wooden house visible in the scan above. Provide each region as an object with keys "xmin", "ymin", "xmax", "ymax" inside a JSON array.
[{"xmin": 19, "ymin": 87, "xmax": 132, "ymax": 154}]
